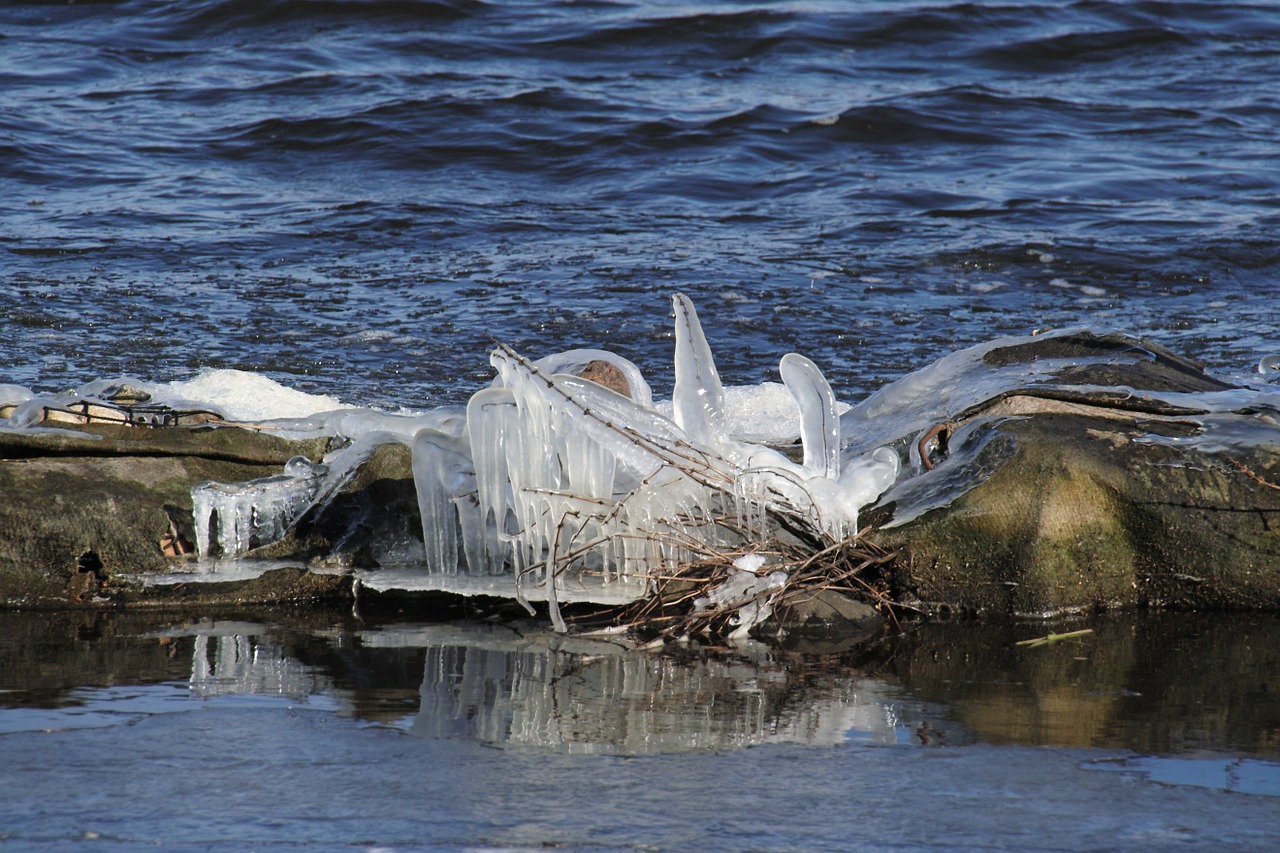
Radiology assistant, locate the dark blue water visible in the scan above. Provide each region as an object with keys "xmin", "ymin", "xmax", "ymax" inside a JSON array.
[
  {"xmin": 4, "ymin": 3, "xmax": 1280, "ymax": 848},
  {"xmin": 3, "ymin": 0, "xmax": 1278, "ymax": 409}
]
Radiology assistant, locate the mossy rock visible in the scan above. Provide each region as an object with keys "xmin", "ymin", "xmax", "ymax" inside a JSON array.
[
  {"xmin": 871, "ymin": 413, "xmax": 1280, "ymax": 614},
  {"xmin": 0, "ymin": 423, "xmax": 331, "ymax": 606}
]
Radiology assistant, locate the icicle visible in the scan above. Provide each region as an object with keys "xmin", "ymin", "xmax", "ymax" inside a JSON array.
[
  {"xmin": 493, "ymin": 346, "xmax": 695, "ymax": 481},
  {"xmin": 191, "ymin": 455, "xmax": 327, "ymax": 558},
  {"xmin": 412, "ymin": 428, "xmax": 476, "ymax": 574},
  {"xmin": 467, "ymin": 387, "xmax": 519, "ymax": 544},
  {"xmin": 671, "ymin": 293, "xmax": 728, "ymax": 447},
  {"xmin": 546, "ymin": 515, "xmax": 568, "ymax": 633},
  {"xmin": 779, "ymin": 352, "xmax": 841, "ymax": 480}
]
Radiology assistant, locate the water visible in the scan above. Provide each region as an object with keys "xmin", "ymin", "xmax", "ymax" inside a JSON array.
[
  {"xmin": 1, "ymin": 610, "xmax": 1279, "ymax": 850},
  {"xmin": 3, "ymin": 1, "xmax": 1278, "ymax": 409},
  {"xmin": 3, "ymin": 1, "xmax": 1280, "ymax": 847}
]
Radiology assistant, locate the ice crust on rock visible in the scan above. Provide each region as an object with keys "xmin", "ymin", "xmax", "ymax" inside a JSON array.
[
  {"xmin": 190, "ymin": 430, "xmax": 396, "ymax": 560},
  {"xmin": 176, "ymin": 295, "xmax": 904, "ymax": 618},
  {"xmin": 192, "ymin": 456, "xmax": 328, "ymax": 558},
  {"xmin": 397, "ymin": 293, "xmax": 903, "ymax": 597}
]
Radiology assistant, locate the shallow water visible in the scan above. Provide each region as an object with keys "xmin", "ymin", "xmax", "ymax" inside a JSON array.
[
  {"xmin": 4, "ymin": 1, "xmax": 1280, "ymax": 848},
  {"xmin": 2, "ymin": 610, "xmax": 1279, "ymax": 850}
]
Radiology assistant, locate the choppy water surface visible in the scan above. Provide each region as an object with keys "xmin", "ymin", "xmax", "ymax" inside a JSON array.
[
  {"xmin": 4, "ymin": 1, "xmax": 1280, "ymax": 848},
  {"xmin": 3, "ymin": 0, "xmax": 1279, "ymax": 407},
  {"xmin": 1, "ymin": 610, "xmax": 1279, "ymax": 850}
]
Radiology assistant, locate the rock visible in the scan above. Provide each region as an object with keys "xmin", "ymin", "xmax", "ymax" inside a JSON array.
[
  {"xmin": 113, "ymin": 566, "xmax": 352, "ymax": 609},
  {"xmin": 872, "ymin": 412, "xmax": 1280, "ymax": 614},
  {"xmin": 578, "ymin": 360, "xmax": 634, "ymax": 399},
  {"xmin": 0, "ymin": 422, "xmax": 331, "ymax": 607},
  {"xmin": 863, "ymin": 331, "xmax": 1280, "ymax": 615},
  {"xmin": 773, "ymin": 587, "xmax": 881, "ymax": 630},
  {"xmin": 770, "ymin": 588, "xmax": 883, "ymax": 652}
]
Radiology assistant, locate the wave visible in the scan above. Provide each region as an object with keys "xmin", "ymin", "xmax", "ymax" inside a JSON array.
[
  {"xmin": 976, "ymin": 26, "xmax": 1198, "ymax": 71},
  {"xmin": 518, "ymin": 7, "xmax": 799, "ymax": 61},
  {"xmin": 138, "ymin": 0, "xmax": 487, "ymax": 37}
]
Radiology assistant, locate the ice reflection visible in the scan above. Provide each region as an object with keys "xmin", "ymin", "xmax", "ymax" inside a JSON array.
[
  {"xmin": 362, "ymin": 623, "xmax": 929, "ymax": 752},
  {"xmin": 186, "ymin": 622, "xmax": 327, "ymax": 699},
  {"xmin": 4, "ymin": 611, "xmax": 1280, "ymax": 772}
]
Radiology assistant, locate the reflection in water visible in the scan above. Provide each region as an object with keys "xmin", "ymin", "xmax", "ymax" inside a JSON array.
[
  {"xmin": 186, "ymin": 622, "xmax": 328, "ymax": 699},
  {"xmin": 2, "ymin": 609, "xmax": 1280, "ymax": 793},
  {"xmin": 384, "ymin": 624, "xmax": 920, "ymax": 752},
  {"xmin": 871, "ymin": 615, "xmax": 1280, "ymax": 757}
]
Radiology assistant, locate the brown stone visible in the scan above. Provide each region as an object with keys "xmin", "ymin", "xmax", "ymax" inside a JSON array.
[{"xmin": 578, "ymin": 360, "xmax": 633, "ymax": 399}]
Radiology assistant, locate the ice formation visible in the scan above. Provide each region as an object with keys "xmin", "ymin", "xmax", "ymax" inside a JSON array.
[
  {"xmin": 184, "ymin": 295, "xmax": 905, "ymax": 628},
  {"xmin": 401, "ymin": 293, "xmax": 902, "ymax": 620},
  {"xmin": 0, "ymin": 294, "xmax": 900, "ymax": 627},
  {"xmin": 39, "ymin": 298, "xmax": 1217, "ymax": 613},
  {"xmin": 693, "ymin": 553, "xmax": 789, "ymax": 640},
  {"xmin": 21, "ymin": 292, "xmax": 1274, "ymax": 631},
  {"xmin": 192, "ymin": 455, "xmax": 328, "ymax": 557}
]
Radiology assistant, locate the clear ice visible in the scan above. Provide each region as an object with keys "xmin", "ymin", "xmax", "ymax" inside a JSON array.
[
  {"xmin": 175, "ymin": 294, "xmax": 907, "ymax": 626},
  {"xmin": 192, "ymin": 455, "xmax": 329, "ymax": 558},
  {"xmin": 397, "ymin": 294, "xmax": 904, "ymax": 596}
]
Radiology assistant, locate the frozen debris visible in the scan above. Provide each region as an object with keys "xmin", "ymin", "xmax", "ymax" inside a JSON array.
[
  {"xmin": 183, "ymin": 294, "xmax": 905, "ymax": 626},
  {"xmin": 733, "ymin": 553, "xmax": 769, "ymax": 574},
  {"xmin": 692, "ymin": 560, "xmax": 790, "ymax": 641}
]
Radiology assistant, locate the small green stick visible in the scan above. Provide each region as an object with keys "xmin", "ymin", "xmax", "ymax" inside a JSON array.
[{"xmin": 1015, "ymin": 628, "xmax": 1095, "ymax": 648}]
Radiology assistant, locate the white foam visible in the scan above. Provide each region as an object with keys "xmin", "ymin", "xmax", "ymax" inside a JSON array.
[{"xmin": 159, "ymin": 368, "xmax": 345, "ymax": 422}]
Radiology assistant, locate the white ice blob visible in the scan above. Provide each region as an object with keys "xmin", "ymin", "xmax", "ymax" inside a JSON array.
[
  {"xmin": 733, "ymin": 553, "xmax": 769, "ymax": 574},
  {"xmin": 159, "ymin": 368, "xmax": 344, "ymax": 422},
  {"xmin": 656, "ymin": 383, "xmax": 852, "ymax": 446},
  {"xmin": 0, "ymin": 384, "xmax": 34, "ymax": 405},
  {"xmin": 531, "ymin": 348, "xmax": 655, "ymax": 409}
]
